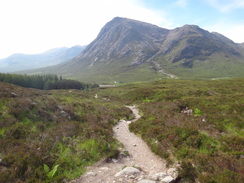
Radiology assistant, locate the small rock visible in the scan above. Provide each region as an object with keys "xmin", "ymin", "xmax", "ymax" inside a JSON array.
[
  {"xmin": 11, "ymin": 92, "xmax": 17, "ymax": 97},
  {"xmin": 156, "ymin": 172, "xmax": 167, "ymax": 178},
  {"xmin": 167, "ymin": 168, "xmax": 178, "ymax": 179},
  {"xmin": 61, "ymin": 110, "xmax": 67, "ymax": 115},
  {"xmin": 115, "ymin": 167, "xmax": 140, "ymax": 177},
  {"xmin": 100, "ymin": 167, "xmax": 109, "ymax": 171},
  {"xmin": 167, "ymin": 168, "xmax": 176, "ymax": 175},
  {"xmin": 149, "ymin": 174, "xmax": 158, "ymax": 181},
  {"xmin": 162, "ymin": 176, "xmax": 174, "ymax": 183},
  {"xmin": 133, "ymin": 144, "xmax": 137, "ymax": 147},
  {"xmin": 86, "ymin": 172, "xmax": 97, "ymax": 176},
  {"xmin": 137, "ymin": 179, "xmax": 156, "ymax": 183},
  {"xmin": 149, "ymin": 172, "xmax": 167, "ymax": 181},
  {"xmin": 112, "ymin": 158, "xmax": 119, "ymax": 163}
]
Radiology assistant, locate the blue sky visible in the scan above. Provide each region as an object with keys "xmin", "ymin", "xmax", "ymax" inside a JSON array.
[
  {"xmin": 140, "ymin": 0, "xmax": 244, "ymax": 28},
  {"xmin": 0, "ymin": 0, "xmax": 244, "ymax": 59}
]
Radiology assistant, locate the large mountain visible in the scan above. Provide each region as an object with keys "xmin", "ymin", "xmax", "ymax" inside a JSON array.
[
  {"xmin": 20, "ymin": 17, "xmax": 244, "ymax": 83},
  {"xmin": 0, "ymin": 45, "xmax": 85, "ymax": 73}
]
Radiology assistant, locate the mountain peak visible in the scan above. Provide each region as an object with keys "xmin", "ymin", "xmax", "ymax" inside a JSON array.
[
  {"xmin": 80, "ymin": 17, "xmax": 169, "ymax": 65},
  {"xmin": 182, "ymin": 24, "xmax": 200, "ymax": 29},
  {"xmin": 22, "ymin": 17, "xmax": 244, "ymax": 83}
]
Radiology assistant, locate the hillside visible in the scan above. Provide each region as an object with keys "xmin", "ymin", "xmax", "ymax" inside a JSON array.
[
  {"xmin": 1, "ymin": 78, "xmax": 243, "ymax": 182},
  {"xmin": 97, "ymin": 78, "xmax": 244, "ymax": 182},
  {"xmin": 0, "ymin": 45, "xmax": 85, "ymax": 73},
  {"xmin": 0, "ymin": 81, "xmax": 132, "ymax": 182},
  {"xmin": 20, "ymin": 17, "xmax": 244, "ymax": 83}
]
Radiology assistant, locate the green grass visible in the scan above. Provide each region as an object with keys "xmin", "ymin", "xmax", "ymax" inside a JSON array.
[
  {"xmin": 121, "ymin": 78, "xmax": 244, "ymax": 182},
  {"xmin": 95, "ymin": 78, "xmax": 244, "ymax": 182},
  {"xmin": 0, "ymin": 82, "xmax": 132, "ymax": 183},
  {"xmin": 1, "ymin": 78, "xmax": 243, "ymax": 183},
  {"xmin": 162, "ymin": 53, "xmax": 244, "ymax": 80}
]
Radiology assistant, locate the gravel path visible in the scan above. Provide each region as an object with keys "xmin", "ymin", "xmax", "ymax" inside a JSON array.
[{"xmin": 70, "ymin": 106, "xmax": 169, "ymax": 183}]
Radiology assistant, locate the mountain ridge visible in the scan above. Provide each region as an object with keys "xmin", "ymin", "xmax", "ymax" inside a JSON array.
[
  {"xmin": 19, "ymin": 17, "xmax": 244, "ymax": 83},
  {"xmin": 0, "ymin": 45, "xmax": 85, "ymax": 73}
]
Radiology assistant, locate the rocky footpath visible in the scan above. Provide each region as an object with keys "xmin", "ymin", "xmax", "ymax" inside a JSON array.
[{"xmin": 70, "ymin": 106, "xmax": 180, "ymax": 183}]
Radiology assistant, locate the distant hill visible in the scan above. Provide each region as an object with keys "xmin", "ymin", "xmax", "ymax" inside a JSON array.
[
  {"xmin": 0, "ymin": 45, "xmax": 85, "ymax": 73},
  {"xmin": 20, "ymin": 17, "xmax": 244, "ymax": 83}
]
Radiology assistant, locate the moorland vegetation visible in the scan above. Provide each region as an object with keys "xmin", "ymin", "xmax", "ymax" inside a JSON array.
[
  {"xmin": 98, "ymin": 78, "xmax": 244, "ymax": 183},
  {"xmin": 0, "ymin": 82, "xmax": 133, "ymax": 182},
  {"xmin": 0, "ymin": 78, "xmax": 243, "ymax": 182}
]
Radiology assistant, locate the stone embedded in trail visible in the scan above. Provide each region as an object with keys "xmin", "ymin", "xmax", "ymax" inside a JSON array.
[
  {"xmin": 115, "ymin": 166, "xmax": 140, "ymax": 177},
  {"xmin": 112, "ymin": 158, "xmax": 119, "ymax": 163},
  {"xmin": 137, "ymin": 179, "xmax": 156, "ymax": 183},
  {"xmin": 86, "ymin": 172, "xmax": 97, "ymax": 176},
  {"xmin": 149, "ymin": 172, "xmax": 167, "ymax": 181},
  {"xmin": 162, "ymin": 175, "xmax": 174, "ymax": 183},
  {"xmin": 100, "ymin": 167, "xmax": 109, "ymax": 171},
  {"xmin": 167, "ymin": 168, "xmax": 178, "ymax": 178}
]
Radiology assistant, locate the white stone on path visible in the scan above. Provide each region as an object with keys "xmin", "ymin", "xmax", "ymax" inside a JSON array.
[
  {"xmin": 149, "ymin": 172, "xmax": 167, "ymax": 181},
  {"xmin": 162, "ymin": 175, "xmax": 174, "ymax": 183},
  {"xmin": 167, "ymin": 168, "xmax": 178, "ymax": 178},
  {"xmin": 115, "ymin": 167, "xmax": 140, "ymax": 177},
  {"xmin": 137, "ymin": 179, "xmax": 156, "ymax": 183},
  {"xmin": 86, "ymin": 172, "xmax": 97, "ymax": 176}
]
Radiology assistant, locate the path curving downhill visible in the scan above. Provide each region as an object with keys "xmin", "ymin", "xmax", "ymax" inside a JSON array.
[
  {"xmin": 113, "ymin": 106, "xmax": 166, "ymax": 174},
  {"xmin": 71, "ymin": 106, "xmax": 176, "ymax": 183}
]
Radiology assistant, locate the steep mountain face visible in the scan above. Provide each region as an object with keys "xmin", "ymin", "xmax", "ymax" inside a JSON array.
[
  {"xmin": 0, "ymin": 45, "xmax": 85, "ymax": 73},
  {"xmin": 21, "ymin": 17, "xmax": 244, "ymax": 83},
  {"xmin": 79, "ymin": 17, "xmax": 169, "ymax": 66},
  {"xmin": 162, "ymin": 26, "xmax": 241, "ymax": 62}
]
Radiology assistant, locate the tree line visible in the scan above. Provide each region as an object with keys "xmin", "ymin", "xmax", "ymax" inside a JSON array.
[{"xmin": 0, "ymin": 73, "xmax": 99, "ymax": 90}]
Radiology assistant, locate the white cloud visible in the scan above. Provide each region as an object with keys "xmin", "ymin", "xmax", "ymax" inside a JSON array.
[
  {"xmin": 206, "ymin": 0, "xmax": 244, "ymax": 12},
  {"xmin": 0, "ymin": 0, "xmax": 169, "ymax": 58},
  {"xmin": 224, "ymin": 25, "xmax": 244, "ymax": 43},
  {"xmin": 205, "ymin": 23, "xmax": 244, "ymax": 43}
]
